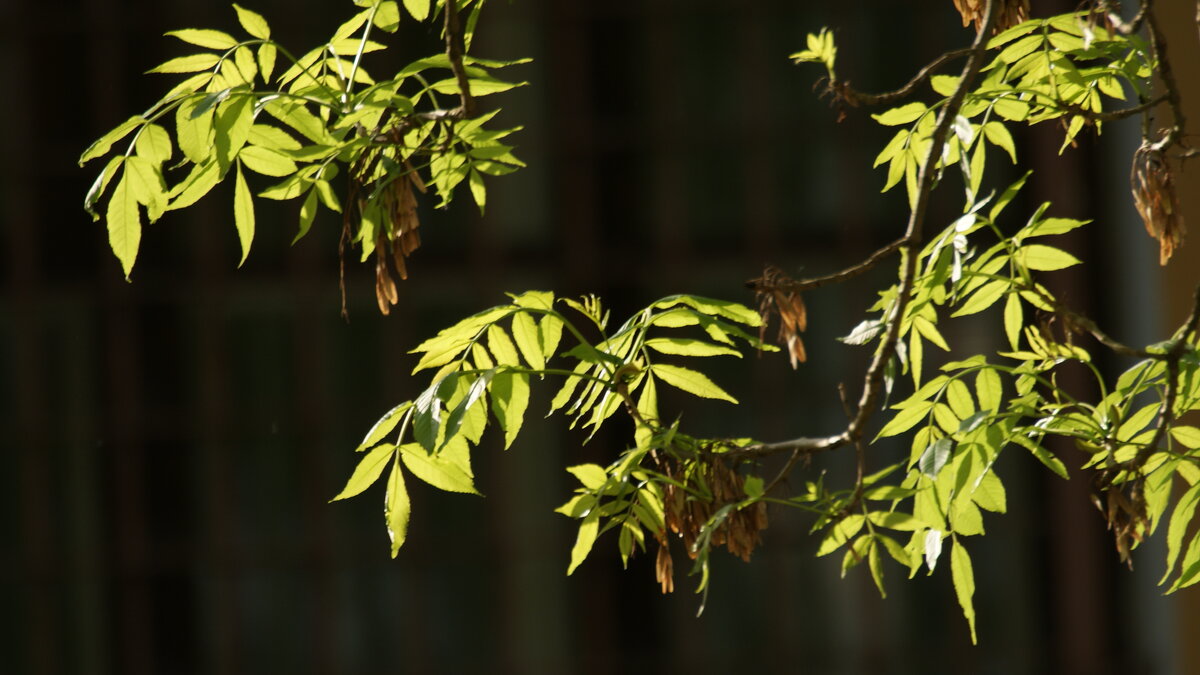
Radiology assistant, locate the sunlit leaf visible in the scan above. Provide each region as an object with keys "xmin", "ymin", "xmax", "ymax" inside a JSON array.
[
  {"xmin": 951, "ymin": 540, "xmax": 978, "ymax": 643},
  {"xmin": 331, "ymin": 443, "xmax": 396, "ymax": 501},
  {"xmin": 233, "ymin": 163, "xmax": 255, "ymax": 265},
  {"xmin": 401, "ymin": 443, "xmax": 480, "ymax": 495},
  {"xmin": 567, "ymin": 513, "xmax": 600, "ymax": 575},
  {"xmin": 650, "ymin": 364, "xmax": 737, "ymax": 403},
  {"xmin": 385, "ymin": 459, "xmax": 411, "ymax": 557},
  {"xmin": 233, "ymin": 3, "xmax": 271, "ymax": 39}
]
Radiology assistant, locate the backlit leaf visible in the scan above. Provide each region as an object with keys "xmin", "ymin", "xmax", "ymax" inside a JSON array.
[
  {"xmin": 511, "ymin": 312, "xmax": 545, "ymax": 370},
  {"xmin": 403, "ymin": 0, "xmax": 430, "ymax": 21},
  {"xmin": 384, "ymin": 460, "xmax": 410, "ymax": 557},
  {"xmin": 148, "ymin": 53, "xmax": 222, "ymax": 74},
  {"xmin": 331, "ymin": 443, "xmax": 395, "ymax": 501},
  {"xmin": 105, "ymin": 175, "xmax": 141, "ymax": 278},
  {"xmin": 644, "ymin": 338, "xmax": 740, "ymax": 358},
  {"xmin": 135, "ymin": 123, "xmax": 173, "ymax": 165},
  {"xmin": 233, "ymin": 3, "xmax": 271, "ymax": 39},
  {"xmin": 489, "ymin": 371, "xmax": 529, "ymax": 449},
  {"xmin": 80, "ymin": 116, "xmax": 143, "ymax": 165},
  {"xmin": 650, "ymin": 364, "xmax": 737, "ymax": 403},
  {"xmin": 951, "ymin": 540, "xmax": 978, "ymax": 643},
  {"xmin": 567, "ymin": 513, "xmax": 600, "ymax": 575},
  {"xmin": 877, "ymin": 401, "xmax": 934, "ymax": 439},
  {"xmin": 1015, "ymin": 244, "xmax": 1081, "ymax": 271},
  {"xmin": 872, "ymin": 102, "xmax": 927, "ymax": 126},
  {"xmin": 165, "ymin": 29, "xmax": 238, "ymax": 50},
  {"xmin": 401, "ymin": 443, "xmax": 479, "ymax": 494},
  {"xmin": 233, "ymin": 164, "xmax": 255, "ymax": 265}
]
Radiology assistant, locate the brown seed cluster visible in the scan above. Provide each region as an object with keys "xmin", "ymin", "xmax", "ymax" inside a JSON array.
[
  {"xmin": 342, "ymin": 122, "xmax": 429, "ymax": 316},
  {"xmin": 1132, "ymin": 144, "xmax": 1186, "ymax": 266},
  {"xmin": 748, "ymin": 265, "xmax": 808, "ymax": 368},
  {"xmin": 951, "ymin": 0, "xmax": 1030, "ymax": 33},
  {"xmin": 372, "ymin": 169, "xmax": 425, "ymax": 315},
  {"xmin": 1091, "ymin": 473, "xmax": 1148, "ymax": 568},
  {"xmin": 651, "ymin": 452, "xmax": 768, "ymax": 593}
]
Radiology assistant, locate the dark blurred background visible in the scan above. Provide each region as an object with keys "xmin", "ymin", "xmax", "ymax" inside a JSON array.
[{"xmin": 4, "ymin": 0, "xmax": 1200, "ymax": 673}]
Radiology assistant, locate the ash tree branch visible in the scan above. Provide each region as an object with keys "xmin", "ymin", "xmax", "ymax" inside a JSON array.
[
  {"xmin": 736, "ymin": 0, "xmax": 1002, "ymax": 459},
  {"xmin": 444, "ymin": 0, "xmax": 476, "ymax": 118},
  {"xmin": 833, "ymin": 48, "xmax": 973, "ymax": 108}
]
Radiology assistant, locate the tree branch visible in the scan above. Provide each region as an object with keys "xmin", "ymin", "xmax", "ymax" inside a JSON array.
[
  {"xmin": 737, "ymin": 0, "xmax": 1001, "ymax": 458},
  {"xmin": 444, "ymin": 0, "xmax": 476, "ymax": 118},
  {"xmin": 833, "ymin": 48, "xmax": 973, "ymax": 108}
]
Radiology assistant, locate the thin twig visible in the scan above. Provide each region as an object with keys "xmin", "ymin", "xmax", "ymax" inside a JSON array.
[
  {"xmin": 736, "ymin": 0, "xmax": 1002, "ymax": 459},
  {"xmin": 833, "ymin": 48, "xmax": 973, "ymax": 108},
  {"xmin": 1145, "ymin": 0, "xmax": 1186, "ymax": 149},
  {"xmin": 1128, "ymin": 284, "xmax": 1200, "ymax": 469},
  {"xmin": 444, "ymin": 0, "xmax": 476, "ymax": 118},
  {"xmin": 745, "ymin": 238, "xmax": 904, "ymax": 293}
]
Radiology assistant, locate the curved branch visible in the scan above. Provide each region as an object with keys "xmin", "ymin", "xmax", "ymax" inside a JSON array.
[
  {"xmin": 834, "ymin": 48, "xmax": 973, "ymax": 108},
  {"xmin": 738, "ymin": 0, "xmax": 1002, "ymax": 459}
]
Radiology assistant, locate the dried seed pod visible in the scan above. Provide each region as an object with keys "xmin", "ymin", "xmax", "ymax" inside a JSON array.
[
  {"xmin": 748, "ymin": 265, "xmax": 808, "ymax": 368},
  {"xmin": 1132, "ymin": 144, "xmax": 1185, "ymax": 265},
  {"xmin": 952, "ymin": 0, "xmax": 1030, "ymax": 33}
]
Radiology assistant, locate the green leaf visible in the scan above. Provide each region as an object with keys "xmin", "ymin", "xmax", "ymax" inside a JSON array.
[
  {"xmin": 400, "ymin": 443, "xmax": 479, "ymax": 494},
  {"xmin": 1024, "ymin": 217, "xmax": 1088, "ymax": 238},
  {"xmin": 877, "ymin": 401, "xmax": 934, "ymax": 439},
  {"xmin": 567, "ymin": 464, "xmax": 608, "ymax": 491},
  {"xmin": 257, "ymin": 43, "xmax": 277, "ymax": 83},
  {"xmin": 356, "ymin": 401, "xmax": 413, "ymax": 452},
  {"xmin": 331, "ymin": 443, "xmax": 396, "ymax": 501},
  {"xmin": 80, "ymin": 116, "xmax": 143, "ymax": 165},
  {"xmin": 233, "ymin": 4, "xmax": 271, "ymax": 39},
  {"xmin": 84, "ymin": 156, "xmax": 125, "ymax": 219},
  {"xmin": 817, "ymin": 515, "xmax": 865, "ymax": 556},
  {"xmin": 872, "ymin": 102, "xmax": 927, "ymax": 126},
  {"xmin": 135, "ymin": 123, "xmax": 173, "ymax": 165},
  {"xmin": 644, "ymin": 338, "xmax": 740, "ymax": 358},
  {"xmin": 165, "ymin": 29, "xmax": 238, "ymax": 50},
  {"xmin": 167, "ymin": 160, "xmax": 221, "ymax": 211},
  {"xmin": 489, "ymin": 371, "xmax": 529, "ymax": 449},
  {"xmin": 988, "ymin": 171, "xmax": 1030, "ymax": 222},
  {"xmin": 982, "ymin": 121, "xmax": 1016, "ymax": 162},
  {"xmin": 384, "ymin": 459, "xmax": 411, "ymax": 557},
  {"xmin": 487, "ymin": 324, "xmax": 521, "ymax": 366},
  {"xmin": 867, "ymin": 511, "xmax": 924, "ymax": 531},
  {"xmin": 540, "ymin": 315, "xmax": 564, "ymax": 360},
  {"xmin": 176, "ymin": 97, "xmax": 215, "ymax": 165},
  {"xmin": 215, "ymin": 95, "xmax": 255, "ymax": 170},
  {"xmin": 233, "ymin": 164, "xmax": 255, "ymax": 266},
  {"xmin": 374, "ymin": 1, "xmax": 401, "ymax": 31},
  {"xmin": 1014, "ymin": 244, "xmax": 1081, "ymax": 271},
  {"xmin": 951, "ymin": 540, "xmax": 978, "ymax": 643},
  {"xmin": 238, "ymin": 145, "xmax": 297, "ymax": 176},
  {"xmin": 105, "ymin": 175, "xmax": 141, "ymax": 278},
  {"xmin": 649, "ymin": 364, "xmax": 737, "ymax": 403},
  {"xmin": 1003, "ymin": 293, "xmax": 1023, "ymax": 350},
  {"xmin": 945, "ymin": 379, "xmax": 975, "ymax": 419},
  {"xmin": 567, "ymin": 513, "xmax": 600, "ymax": 575},
  {"xmin": 511, "ymin": 312, "xmax": 545, "ymax": 370},
  {"xmin": 972, "ymin": 471, "xmax": 1006, "ymax": 513},
  {"xmin": 920, "ymin": 437, "xmax": 953, "ymax": 478},
  {"xmin": 403, "ymin": 0, "xmax": 430, "ymax": 21},
  {"xmin": 1163, "ymin": 482, "xmax": 1200, "ymax": 584},
  {"xmin": 124, "ymin": 156, "xmax": 168, "ymax": 216},
  {"xmin": 1011, "ymin": 435, "xmax": 1069, "ymax": 479},
  {"xmin": 294, "ymin": 188, "xmax": 318, "ymax": 244},
  {"xmin": 1171, "ymin": 426, "xmax": 1200, "ymax": 449},
  {"xmin": 975, "ymin": 368, "xmax": 1002, "ymax": 413},
  {"xmin": 952, "ymin": 279, "xmax": 1009, "ymax": 317},
  {"xmin": 653, "ymin": 295, "xmax": 762, "ymax": 327},
  {"xmin": 148, "ymin": 53, "xmax": 222, "ymax": 74},
  {"xmin": 262, "ymin": 99, "xmax": 334, "ymax": 145},
  {"xmin": 468, "ymin": 168, "xmax": 486, "ymax": 214}
]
